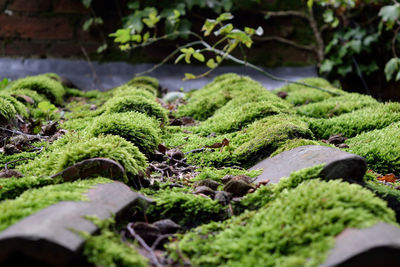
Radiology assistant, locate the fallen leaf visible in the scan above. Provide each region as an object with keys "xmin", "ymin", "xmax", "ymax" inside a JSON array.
[
  {"xmin": 205, "ymin": 138, "xmax": 229, "ymax": 149},
  {"xmin": 12, "ymin": 94, "xmax": 34, "ymax": 104},
  {"xmin": 378, "ymin": 173, "xmax": 397, "ymax": 183}
]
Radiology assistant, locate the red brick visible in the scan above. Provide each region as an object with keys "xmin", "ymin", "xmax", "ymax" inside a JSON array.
[
  {"xmin": 54, "ymin": 0, "xmax": 90, "ymax": 14},
  {"xmin": 0, "ymin": 15, "xmax": 74, "ymax": 40},
  {"xmin": 4, "ymin": 40, "xmax": 48, "ymax": 57},
  {"xmin": 9, "ymin": 0, "xmax": 51, "ymax": 12}
]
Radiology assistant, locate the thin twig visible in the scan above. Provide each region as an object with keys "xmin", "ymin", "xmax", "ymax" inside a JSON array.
[
  {"xmin": 254, "ymin": 36, "xmax": 316, "ymax": 52},
  {"xmin": 126, "ymin": 223, "xmax": 162, "ymax": 267},
  {"xmin": 264, "ymin": 10, "xmax": 309, "ymax": 20},
  {"xmin": 5, "ymin": 158, "xmax": 33, "ymax": 170},
  {"xmin": 80, "ymin": 45, "xmax": 104, "ymax": 91},
  {"xmin": 392, "ymin": 26, "xmax": 400, "ymax": 58},
  {"xmin": 151, "ymin": 234, "xmax": 173, "ymax": 250},
  {"xmin": 0, "ymin": 127, "xmax": 47, "ymax": 140}
]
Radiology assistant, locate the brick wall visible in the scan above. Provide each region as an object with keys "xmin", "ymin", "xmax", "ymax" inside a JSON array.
[{"xmin": 0, "ymin": 0, "xmax": 119, "ymax": 58}]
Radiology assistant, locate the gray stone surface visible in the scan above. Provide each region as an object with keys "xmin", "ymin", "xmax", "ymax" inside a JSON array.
[
  {"xmin": 321, "ymin": 222, "xmax": 400, "ymax": 267},
  {"xmin": 0, "ymin": 58, "xmax": 317, "ymax": 91},
  {"xmin": 0, "ymin": 181, "xmax": 152, "ymax": 266},
  {"xmin": 250, "ymin": 145, "xmax": 367, "ymax": 184}
]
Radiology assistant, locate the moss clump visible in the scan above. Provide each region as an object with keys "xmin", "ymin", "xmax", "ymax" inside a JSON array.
[
  {"xmin": 112, "ymin": 85, "xmax": 156, "ymax": 99},
  {"xmin": 60, "ymin": 117, "xmax": 95, "ymax": 131},
  {"xmin": 0, "ymin": 176, "xmax": 56, "ymax": 201},
  {"xmin": 296, "ymin": 93, "xmax": 378, "ymax": 118},
  {"xmin": 126, "ymin": 76, "xmax": 159, "ymax": 90},
  {"xmin": 102, "ymin": 95, "xmax": 168, "ymax": 123},
  {"xmin": 233, "ymin": 115, "xmax": 313, "ymax": 166},
  {"xmin": 145, "ymin": 187, "xmax": 225, "ymax": 227},
  {"xmin": 194, "ymin": 91, "xmax": 293, "ymax": 135},
  {"xmin": 176, "ymin": 75, "xmax": 269, "ymax": 121},
  {"xmin": 6, "ymin": 88, "xmax": 48, "ymax": 105},
  {"xmin": 275, "ymin": 77, "xmax": 344, "ymax": 106},
  {"xmin": 194, "ymin": 167, "xmax": 262, "ymax": 182},
  {"xmin": 346, "ymin": 122, "xmax": 400, "ymax": 174},
  {"xmin": 0, "ymin": 98, "xmax": 16, "ymax": 123},
  {"xmin": 308, "ymin": 102, "xmax": 400, "ymax": 139},
  {"xmin": 19, "ymin": 135, "xmax": 147, "ymax": 184},
  {"xmin": 82, "ymin": 217, "xmax": 148, "ymax": 267},
  {"xmin": 0, "ymin": 177, "xmax": 111, "ymax": 232},
  {"xmin": 270, "ymin": 138, "xmax": 324, "ymax": 157},
  {"xmin": 8, "ymin": 75, "xmax": 65, "ymax": 105},
  {"xmin": 0, "ymin": 151, "xmax": 41, "ymax": 169},
  {"xmin": 88, "ymin": 112, "xmax": 161, "ymax": 156},
  {"xmin": 174, "ymin": 179, "xmax": 396, "ymax": 267},
  {"xmin": 165, "ymin": 115, "xmax": 312, "ymax": 167},
  {"xmin": 0, "ymin": 94, "xmax": 28, "ymax": 117}
]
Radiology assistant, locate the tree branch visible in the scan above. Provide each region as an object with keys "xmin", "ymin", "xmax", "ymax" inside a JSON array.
[
  {"xmin": 254, "ymin": 36, "xmax": 316, "ymax": 52},
  {"xmin": 264, "ymin": 10, "xmax": 309, "ymax": 20}
]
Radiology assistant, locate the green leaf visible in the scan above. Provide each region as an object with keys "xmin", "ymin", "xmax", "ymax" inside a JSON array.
[
  {"xmin": 223, "ymin": 0, "xmax": 233, "ymax": 11},
  {"xmin": 202, "ymin": 19, "xmax": 217, "ymax": 36},
  {"xmin": 348, "ymin": 40, "xmax": 362, "ymax": 54},
  {"xmin": 175, "ymin": 54, "xmax": 185, "ymax": 64},
  {"xmin": 94, "ymin": 17, "xmax": 104, "ymax": 25},
  {"xmin": 142, "ymin": 9, "xmax": 160, "ymax": 28},
  {"xmin": 337, "ymin": 65, "xmax": 352, "ymax": 77},
  {"xmin": 0, "ymin": 78, "xmax": 9, "ymax": 90},
  {"xmin": 245, "ymin": 27, "xmax": 255, "ymax": 35},
  {"xmin": 81, "ymin": 0, "xmax": 92, "ymax": 8},
  {"xmin": 97, "ymin": 43, "xmax": 107, "ymax": 53},
  {"xmin": 319, "ymin": 59, "xmax": 334, "ymax": 73},
  {"xmin": 384, "ymin": 58, "xmax": 400, "ymax": 81},
  {"xmin": 379, "ymin": 4, "xmax": 400, "ymax": 24},
  {"xmin": 193, "ymin": 52, "xmax": 205, "ymax": 62},
  {"xmin": 127, "ymin": 1, "xmax": 140, "ymax": 10},
  {"xmin": 206, "ymin": 58, "xmax": 217, "ymax": 69},
  {"xmin": 217, "ymin": 12, "xmax": 234, "ymax": 22},
  {"xmin": 227, "ymin": 30, "xmax": 252, "ymax": 48},
  {"xmin": 38, "ymin": 101, "xmax": 56, "ymax": 113},
  {"xmin": 323, "ymin": 9, "xmax": 334, "ymax": 23},
  {"xmin": 216, "ymin": 56, "xmax": 222, "ymax": 63},
  {"xmin": 183, "ymin": 73, "xmax": 196, "ymax": 80},
  {"xmin": 307, "ymin": 0, "xmax": 314, "ymax": 9},
  {"xmin": 143, "ymin": 31, "xmax": 150, "ymax": 42},
  {"xmin": 215, "ymin": 24, "xmax": 233, "ymax": 36},
  {"xmin": 83, "ymin": 18, "xmax": 93, "ymax": 31},
  {"xmin": 109, "ymin": 29, "xmax": 132, "ymax": 43}
]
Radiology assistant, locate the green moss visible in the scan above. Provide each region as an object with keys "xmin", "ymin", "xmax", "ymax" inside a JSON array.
[
  {"xmin": 174, "ymin": 179, "xmax": 396, "ymax": 266},
  {"xmin": 194, "ymin": 167, "xmax": 262, "ymax": 182},
  {"xmin": 0, "ymin": 177, "xmax": 111, "ymax": 232},
  {"xmin": 194, "ymin": 91, "xmax": 293, "ymax": 134},
  {"xmin": 19, "ymin": 135, "xmax": 147, "ymax": 184},
  {"xmin": 165, "ymin": 115, "xmax": 312, "ymax": 167},
  {"xmin": 8, "ymin": 75, "xmax": 65, "ymax": 105},
  {"xmin": 308, "ymin": 102, "xmax": 400, "ymax": 139},
  {"xmin": 0, "ymin": 93, "xmax": 28, "ymax": 117},
  {"xmin": 60, "ymin": 117, "xmax": 95, "ymax": 131},
  {"xmin": 112, "ymin": 85, "xmax": 156, "ymax": 99},
  {"xmin": 126, "ymin": 76, "xmax": 159, "ymax": 90},
  {"xmin": 176, "ymin": 75, "xmax": 269, "ymax": 121},
  {"xmin": 270, "ymin": 138, "xmax": 324, "ymax": 157},
  {"xmin": 6, "ymin": 88, "xmax": 48, "ymax": 105},
  {"xmin": 146, "ymin": 187, "xmax": 225, "ymax": 227},
  {"xmin": 0, "ymin": 151, "xmax": 41, "ymax": 169},
  {"xmin": 0, "ymin": 176, "xmax": 56, "ymax": 200},
  {"xmin": 275, "ymin": 78, "xmax": 344, "ymax": 106},
  {"xmin": 88, "ymin": 112, "xmax": 161, "ymax": 156},
  {"xmin": 64, "ymin": 87, "xmax": 85, "ymax": 98},
  {"xmin": 233, "ymin": 115, "xmax": 313, "ymax": 166},
  {"xmin": 346, "ymin": 121, "xmax": 400, "ymax": 174},
  {"xmin": 102, "ymin": 95, "xmax": 168, "ymax": 123},
  {"xmin": 0, "ymin": 98, "xmax": 16, "ymax": 123},
  {"xmin": 82, "ymin": 217, "xmax": 149, "ymax": 267},
  {"xmin": 296, "ymin": 93, "xmax": 378, "ymax": 118}
]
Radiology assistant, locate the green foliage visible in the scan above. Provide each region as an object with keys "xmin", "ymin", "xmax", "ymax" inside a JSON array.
[
  {"xmin": 82, "ymin": 217, "xmax": 149, "ymax": 267},
  {"xmin": 0, "ymin": 98, "xmax": 16, "ymax": 123},
  {"xmin": 145, "ymin": 187, "xmax": 225, "ymax": 226},
  {"xmin": 275, "ymin": 78, "xmax": 344, "ymax": 106},
  {"xmin": 126, "ymin": 75, "xmax": 159, "ymax": 90},
  {"xmin": 102, "ymin": 95, "xmax": 168, "ymax": 123},
  {"xmin": 6, "ymin": 88, "xmax": 48, "ymax": 106},
  {"xmin": 346, "ymin": 121, "xmax": 400, "ymax": 174},
  {"xmin": 19, "ymin": 135, "xmax": 148, "ymax": 184},
  {"xmin": 296, "ymin": 92, "xmax": 378, "ymax": 118},
  {"xmin": 0, "ymin": 78, "xmax": 9, "ymax": 89},
  {"xmin": 173, "ymin": 179, "xmax": 396, "ymax": 266},
  {"xmin": 88, "ymin": 112, "xmax": 161, "ymax": 156},
  {"xmin": 308, "ymin": 102, "xmax": 400, "ymax": 139},
  {"xmin": 194, "ymin": 167, "xmax": 262, "ymax": 182},
  {"xmin": 0, "ymin": 93, "xmax": 28, "ymax": 117},
  {"xmin": 176, "ymin": 74, "xmax": 269, "ymax": 120},
  {"xmin": 8, "ymin": 75, "xmax": 65, "ymax": 105},
  {"xmin": 193, "ymin": 90, "xmax": 293, "ymax": 135},
  {"xmin": 0, "ymin": 178, "xmax": 111, "ymax": 232},
  {"xmin": 111, "ymin": 85, "xmax": 156, "ymax": 99},
  {"xmin": 0, "ymin": 176, "xmax": 56, "ymax": 201}
]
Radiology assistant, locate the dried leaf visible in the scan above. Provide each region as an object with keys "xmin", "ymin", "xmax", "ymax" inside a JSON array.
[
  {"xmin": 12, "ymin": 94, "xmax": 35, "ymax": 104},
  {"xmin": 378, "ymin": 173, "xmax": 397, "ymax": 183},
  {"xmin": 158, "ymin": 144, "xmax": 168, "ymax": 154}
]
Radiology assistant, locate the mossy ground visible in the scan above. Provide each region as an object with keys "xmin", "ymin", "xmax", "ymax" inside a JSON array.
[{"xmin": 1, "ymin": 73, "xmax": 400, "ymax": 266}]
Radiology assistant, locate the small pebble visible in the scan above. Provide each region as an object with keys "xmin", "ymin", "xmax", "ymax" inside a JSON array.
[
  {"xmin": 214, "ymin": 191, "xmax": 232, "ymax": 205},
  {"xmin": 194, "ymin": 186, "xmax": 215, "ymax": 197},
  {"xmin": 224, "ymin": 179, "xmax": 254, "ymax": 197},
  {"xmin": 195, "ymin": 179, "xmax": 220, "ymax": 190},
  {"xmin": 152, "ymin": 219, "xmax": 181, "ymax": 234}
]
